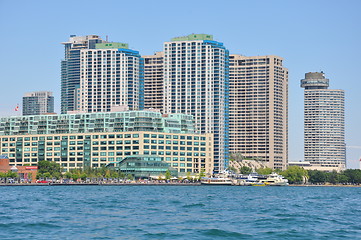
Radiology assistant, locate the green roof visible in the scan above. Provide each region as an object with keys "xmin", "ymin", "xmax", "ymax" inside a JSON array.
[
  {"xmin": 95, "ymin": 42, "xmax": 129, "ymax": 49},
  {"xmin": 171, "ymin": 34, "xmax": 213, "ymax": 41}
]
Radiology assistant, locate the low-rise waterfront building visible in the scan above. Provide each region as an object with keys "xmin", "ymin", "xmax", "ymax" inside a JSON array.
[
  {"xmin": 0, "ymin": 155, "xmax": 38, "ymax": 182},
  {"xmin": 0, "ymin": 110, "xmax": 213, "ymax": 175},
  {"xmin": 111, "ymin": 155, "xmax": 178, "ymax": 178}
]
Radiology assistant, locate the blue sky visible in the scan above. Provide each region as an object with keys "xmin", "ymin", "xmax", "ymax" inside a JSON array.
[{"xmin": 0, "ymin": 0, "xmax": 360, "ymax": 168}]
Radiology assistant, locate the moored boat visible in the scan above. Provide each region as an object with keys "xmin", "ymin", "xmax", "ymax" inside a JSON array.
[
  {"xmin": 200, "ymin": 177, "xmax": 233, "ymax": 185},
  {"xmin": 259, "ymin": 173, "xmax": 289, "ymax": 186}
]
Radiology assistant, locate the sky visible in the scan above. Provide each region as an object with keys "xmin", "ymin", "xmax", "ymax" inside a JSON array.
[{"xmin": 0, "ymin": 0, "xmax": 360, "ymax": 168}]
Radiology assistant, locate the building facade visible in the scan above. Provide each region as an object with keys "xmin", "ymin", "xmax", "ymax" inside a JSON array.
[
  {"xmin": 61, "ymin": 35, "xmax": 103, "ymax": 114},
  {"xmin": 229, "ymin": 55, "xmax": 288, "ymax": 170},
  {"xmin": 23, "ymin": 91, "xmax": 54, "ymax": 116},
  {"xmin": 0, "ymin": 111, "xmax": 213, "ymax": 174},
  {"xmin": 163, "ymin": 34, "xmax": 229, "ymax": 173},
  {"xmin": 301, "ymin": 72, "xmax": 345, "ymax": 170},
  {"xmin": 143, "ymin": 52, "xmax": 164, "ymax": 112},
  {"xmin": 78, "ymin": 42, "xmax": 144, "ymax": 113}
]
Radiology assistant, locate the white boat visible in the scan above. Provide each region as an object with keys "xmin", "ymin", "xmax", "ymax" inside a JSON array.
[
  {"xmin": 234, "ymin": 174, "xmax": 259, "ymax": 186},
  {"xmin": 201, "ymin": 177, "xmax": 233, "ymax": 185},
  {"xmin": 259, "ymin": 173, "xmax": 289, "ymax": 186}
]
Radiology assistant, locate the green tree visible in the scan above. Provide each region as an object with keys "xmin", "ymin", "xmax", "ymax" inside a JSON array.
[
  {"xmin": 281, "ymin": 166, "xmax": 308, "ymax": 184},
  {"xmin": 0, "ymin": 172, "xmax": 7, "ymax": 179},
  {"xmin": 343, "ymin": 169, "xmax": 361, "ymax": 184},
  {"xmin": 43, "ymin": 172, "xmax": 51, "ymax": 179},
  {"xmin": 6, "ymin": 170, "xmax": 18, "ymax": 178},
  {"xmin": 37, "ymin": 161, "xmax": 62, "ymax": 179},
  {"xmin": 256, "ymin": 167, "xmax": 273, "ymax": 175},
  {"xmin": 165, "ymin": 170, "xmax": 172, "ymax": 180},
  {"xmin": 197, "ymin": 169, "xmax": 206, "ymax": 180},
  {"xmin": 240, "ymin": 166, "xmax": 252, "ymax": 175},
  {"xmin": 186, "ymin": 171, "xmax": 192, "ymax": 181},
  {"xmin": 327, "ymin": 171, "xmax": 338, "ymax": 184},
  {"xmin": 308, "ymin": 170, "xmax": 327, "ymax": 184},
  {"xmin": 337, "ymin": 174, "xmax": 349, "ymax": 184},
  {"xmin": 64, "ymin": 171, "xmax": 72, "ymax": 179},
  {"xmin": 118, "ymin": 172, "xmax": 126, "ymax": 179},
  {"xmin": 27, "ymin": 173, "xmax": 33, "ymax": 182}
]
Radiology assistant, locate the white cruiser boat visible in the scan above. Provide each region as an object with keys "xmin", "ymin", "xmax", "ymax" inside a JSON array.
[
  {"xmin": 201, "ymin": 177, "xmax": 233, "ymax": 185},
  {"xmin": 259, "ymin": 173, "xmax": 289, "ymax": 186}
]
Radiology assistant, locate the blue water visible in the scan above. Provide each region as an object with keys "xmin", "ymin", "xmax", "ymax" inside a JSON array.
[{"xmin": 0, "ymin": 186, "xmax": 361, "ymax": 239}]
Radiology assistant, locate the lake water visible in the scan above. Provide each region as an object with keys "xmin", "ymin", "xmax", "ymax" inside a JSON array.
[{"xmin": 0, "ymin": 185, "xmax": 360, "ymax": 239}]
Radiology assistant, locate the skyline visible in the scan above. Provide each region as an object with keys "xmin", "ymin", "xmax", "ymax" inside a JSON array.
[{"xmin": 0, "ymin": 0, "xmax": 360, "ymax": 168}]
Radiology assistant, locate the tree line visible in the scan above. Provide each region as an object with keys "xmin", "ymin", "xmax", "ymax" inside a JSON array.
[{"xmin": 231, "ymin": 165, "xmax": 361, "ymax": 184}]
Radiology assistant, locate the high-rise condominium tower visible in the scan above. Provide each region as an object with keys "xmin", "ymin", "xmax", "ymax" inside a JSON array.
[
  {"xmin": 301, "ymin": 72, "xmax": 345, "ymax": 170},
  {"xmin": 61, "ymin": 35, "xmax": 103, "ymax": 114},
  {"xmin": 163, "ymin": 34, "xmax": 229, "ymax": 173},
  {"xmin": 229, "ymin": 55, "xmax": 288, "ymax": 170},
  {"xmin": 143, "ymin": 52, "xmax": 164, "ymax": 112},
  {"xmin": 61, "ymin": 35, "xmax": 143, "ymax": 113},
  {"xmin": 23, "ymin": 91, "xmax": 54, "ymax": 116},
  {"xmin": 78, "ymin": 42, "xmax": 143, "ymax": 113}
]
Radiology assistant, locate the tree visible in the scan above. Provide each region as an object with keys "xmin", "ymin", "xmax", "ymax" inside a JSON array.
[
  {"xmin": 327, "ymin": 171, "xmax": 338, "ymax": 184},
  {"xmin": 256, "ymin": 167, "xmax": 273, "ymax": 175},
  {"xmin": 0, "ymin": 172, "xmax": 7, "ymax": 179},
  {"xmin": 308, "ymin": 170, "xmax": 327, "ymax": 184},
  {"xmin": 343, "ymin": 169, "xmax": 361, "ymax": 184},
  {"xmin": 197, "ymin": 169, "xmax": 206, "ymax": 180},
  {"xmin": 165, "ymin": 170, "xmax": 172, "ymax": 180},
  {"xmin": 239, "ymin": 166, "xmax": 252, "ymax": 175},
  {"xmin": 64, "ymin": 171, "xmax": 72, "ymax": 179},
  {"xmin": 186, "ymin": 171, "xmax": 192, "ymax": 181},
  {"xmin": 27, "ymin": 173, "xmax": 33, "ymax": 182},
  {"xmin": 281, "ymin": 166, "xmax": 308, "ymax": 184},
  {"xmin": 337, "ymin": 174, "xmax": 349, "ymax": 184},
  {"xmin": 37, "ymin": 161, "xmax": 62, "ymax": 179},
  {"xmin": 6, "ymin": 170, "xmax": 18, "ymax": 178}
]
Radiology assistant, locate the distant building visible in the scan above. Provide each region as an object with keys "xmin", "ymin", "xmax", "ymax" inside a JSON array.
[
  {"xmin": 78, "ymin": 42, "xmax": 144, "ymax": 113},
  {"xmin": 143, "ymin": 52, "xmax": 164, "ymax": 112},
  {"xmin": 23, "ymin": 91, "xmax": 54, "ymax": 116},
  {"xmin": 301, "ymin": 72, "xmax": 346, "ymax": 171},
  {"xmin": 163, "ymin": 34, "xmax": 229, "ymax": 173},
  {"xmin": 0, "ymin": 156, "xmax": 37, "ymax": 182},
  {"xmin": 229, "ymin": 55, "xmax": 288, "ymax": 170},
  {"xmin": 0, "ymin": 110, "xmax": 213, "ymax": 174},
  {"xmin": 61, "ymin": 35, "xmax": 103, "ymax": 114}
]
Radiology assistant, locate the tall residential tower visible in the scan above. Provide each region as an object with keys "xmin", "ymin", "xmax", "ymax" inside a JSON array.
[
  {"xmin": 78, "ymin": 42, "xmax": 144, "ymax": 112},
  {"xmin": 143, "ymin": 52, "xmax": 164, "ymax": 112},
  {"xmin": 163, "ymin": 34, "xmax": 229, "ymax": 173},
  {"xmin": 229, "ymin": 55, "xmax": 288, "ymax": 170},
  {"xmin": 61, "ymin": 35, "xmax": 103, "ymax": 113},
  {"xmin": 61, "ymin": 35, "xmax": 144, "ymax": 113},
  {"xmin": 301, "ymin": 72, "xmax": 345, "ymax": 170}
]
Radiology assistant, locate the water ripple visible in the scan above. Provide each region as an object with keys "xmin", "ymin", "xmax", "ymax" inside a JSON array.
[{"xmin": 0, "ymin": 186, "xmax": 360, "ymax": 239}]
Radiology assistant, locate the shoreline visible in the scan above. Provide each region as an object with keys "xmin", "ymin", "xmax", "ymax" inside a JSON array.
[{"xmin": 1, "ymin": 183, "xmax": 360, "ymax": 187}]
